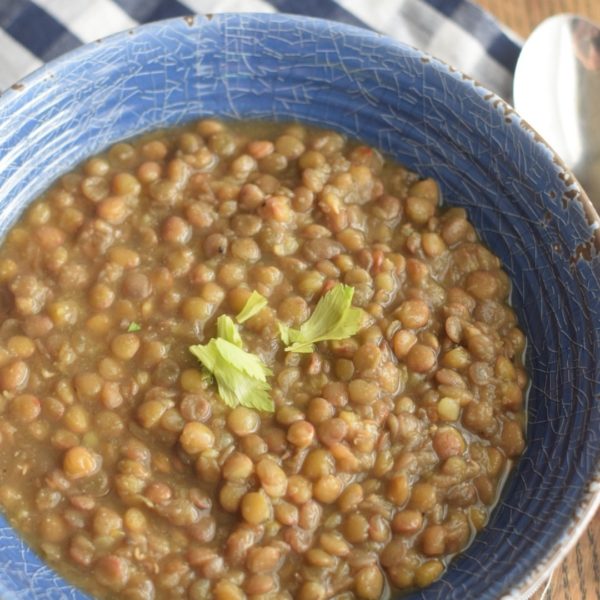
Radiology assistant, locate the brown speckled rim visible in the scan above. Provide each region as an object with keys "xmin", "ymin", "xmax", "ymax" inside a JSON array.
[
  {"xmin": 407, "ymin": 46, "xmax": 600, "ymax": 598},
  {"xmin": 480, "ymin": 87, "xmax": 600, "ymax": 600}
]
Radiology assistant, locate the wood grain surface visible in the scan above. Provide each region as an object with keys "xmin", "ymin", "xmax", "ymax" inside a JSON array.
[
  {"xmin": 472, "ymin": 5, "xmax": 600, "ymax": 600},
  {"xmin": 476, "ymin": 0, "xmax": 600, "ymax": 38}
]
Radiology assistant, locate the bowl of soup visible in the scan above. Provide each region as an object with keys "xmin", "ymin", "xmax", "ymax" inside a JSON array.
[{"xmin": 0, "ymin": 13, "xmax": 597, "ymax": 600}]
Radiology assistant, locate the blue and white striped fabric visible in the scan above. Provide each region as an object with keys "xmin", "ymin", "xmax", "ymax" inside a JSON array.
[{"xmin": 0, "ymin": 0, "xmax": 522, "ymax": 101}]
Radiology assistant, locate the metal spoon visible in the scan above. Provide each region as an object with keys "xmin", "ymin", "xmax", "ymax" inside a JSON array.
[{"xmin": 513, "ymin": 14, "xmax": 600, "ymax": 207}]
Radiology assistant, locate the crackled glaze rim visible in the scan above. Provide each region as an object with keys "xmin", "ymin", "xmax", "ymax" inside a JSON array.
[
  {"xmin": 473, "ymin": 66, "xmax": 600, "ymax": 600},
  {"xmin": 0, "ymin": 13, "xmax": 598, "ymax": 600},
  {"xmin": 420, "ymin": 43, "xmax": 600, "ymax": 599},
  {"xmin": 362, "ymin": 46, "xmax": 600, "ymax": 600},
  {"xmin": 360, "ymin": 38, "xmax": 600, "ymax": 600},
  {"xmin": 428, "ymin": 57, "xmax": 600, "ymax": 599},
  {"xmin": 488, "ymin": 116, "xmax": 600, "ymax": 600}
]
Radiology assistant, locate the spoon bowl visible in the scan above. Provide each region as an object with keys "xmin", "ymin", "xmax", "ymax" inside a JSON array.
[{"xmin": 514, "ymin": 14, "xmax": 600, "ymax": 207}]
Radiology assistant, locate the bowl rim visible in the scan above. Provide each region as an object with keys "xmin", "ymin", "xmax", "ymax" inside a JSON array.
[
  {"xmin": 446, "ymin": 31, "xmax": 600, "ymax": 600},
  {"xmin": 480, "ymin": 89, "xmax": 600, "ymax": 600},
  {"xmin": 0, "ymin": 12, "xmax": 599, "ymax": 600},
  {"xmin": 419, "ymin": 31, "xmax": 600, "ymax": 599}
]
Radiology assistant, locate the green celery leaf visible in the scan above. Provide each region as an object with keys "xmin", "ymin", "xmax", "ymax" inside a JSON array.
[
  {"xmin": 283, "ymin": 339, "xmax": 317, "ymax": 354},
  {"xmin": 281, "ymin": 284, "xmax": 364, "ymax": 353},
  {"xmin": 127, "ymin": 322, "xmax": 141, "ymax": 332},
  {"xmin": 189, "ymin": 333, "xmax": 274, "ymax": 412},
  {"xmin": 212, "ymin": 354, "xmax": 274, "ymax": 412},
  {"xmin": 214, "ymin": 338, "xmax": 272, "ymax": 381},
  {"xmin": 216, "ymin": 315, "xmax": 243, "ymax": 348},
  {"xmin": 236, "ymin": 291, "xmax": 268, "ymax": 323},
  {"xmin": 189, "ymin": 340, "xmax": 219, "ymax": 373},
  {"xmin": 278, "ymin": 321, "xmax": 292, "ymax": 345}
]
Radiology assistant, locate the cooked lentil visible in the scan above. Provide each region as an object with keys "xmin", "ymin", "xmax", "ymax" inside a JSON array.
[{"xmin": 0, "ymin": 120, "xmax": 527, "ymax": 599}]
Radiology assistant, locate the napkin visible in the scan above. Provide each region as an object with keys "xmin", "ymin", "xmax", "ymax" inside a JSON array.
[{"xmin": 0, "ymin": 0, "xmax": 521, "ymax": 100}]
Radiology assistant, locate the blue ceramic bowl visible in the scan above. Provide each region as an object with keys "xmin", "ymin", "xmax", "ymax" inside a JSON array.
[{"xmin": 0, "ymin": 13, "xmax": 598, "ymax": 600}]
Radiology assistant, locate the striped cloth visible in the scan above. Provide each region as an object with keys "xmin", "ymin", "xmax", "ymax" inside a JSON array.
[{"xmin": 0, "ymin": 0, "xmax": 522, "ymax": 101}]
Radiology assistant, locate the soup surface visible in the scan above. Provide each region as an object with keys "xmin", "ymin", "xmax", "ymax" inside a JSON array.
[{"xmin": 0, "ymin": 120, "xmax": 527, "ymax": 600}]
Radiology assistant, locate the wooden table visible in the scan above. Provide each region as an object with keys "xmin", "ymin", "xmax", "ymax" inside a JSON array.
[{"xmin": 472, "ymin": 4, "xmax": 600, "ymax": 599}]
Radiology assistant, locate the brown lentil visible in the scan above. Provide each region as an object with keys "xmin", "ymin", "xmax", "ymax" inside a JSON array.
[
  {"xmin": 286, "ymin": 420, "xmax": 315, "ymax": 448},
  {"xmin": 240, "ymin": 491, "xmax": 272, "ymax": 525},
  {"xmin": 179, "ymin": 422, "xmax": 215, "ymax": 454}
]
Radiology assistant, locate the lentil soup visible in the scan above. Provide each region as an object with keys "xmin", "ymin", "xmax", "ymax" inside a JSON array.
[{"xmin": 0, "ymin": 120, "xmax": 527, "ymax": 599}]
